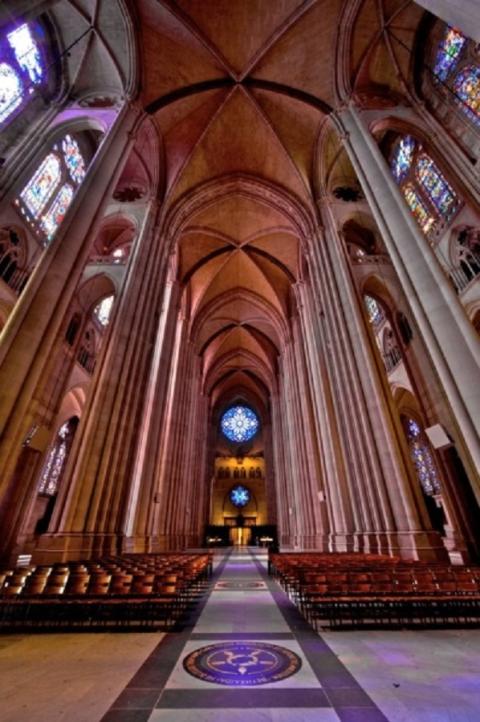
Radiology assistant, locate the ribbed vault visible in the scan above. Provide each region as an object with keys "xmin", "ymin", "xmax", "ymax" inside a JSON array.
[{"xmin": 133, "ymin": 0, "xmax": 431, "ymax": 419}]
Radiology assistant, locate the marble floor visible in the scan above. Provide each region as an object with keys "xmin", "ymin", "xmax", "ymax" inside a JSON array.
[{"xmin": 0, "ymin": 549, "xmax": 479, "ymax": 722}]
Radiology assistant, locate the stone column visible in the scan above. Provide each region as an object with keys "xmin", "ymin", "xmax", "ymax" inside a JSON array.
[
  {"xmin": 153, "ymin": 330, "xmax": 207, "ymax": 550},
  {"xmin": 0, "ymin": 104, "xmax": 142, "ymax": 495},
  {"xmin": 310, "ymin": 204, "xmax": 447, "ymax": 559},
  {"xmin": 150, "ymin": 311, "xmax": 191, "ymax": 550},
  {"xmin": 414, "ymin": 0, "xmax": 480, "ymax": 43},
  {"xmin": 122, "ymin": 277, "xmax": 181, "ymax": 551},
  {"xmin": 290, "ymin": 300, "xmax": 327, "ymax": 548},
  {"xmin": 33, "ymin": 196, "xmax": 167, "ymax": 561},
  {"xmin": 271, "ymin": 377, "xmax": 298, "ymax": 547},
  {"xmin": 337, "ymin": 106, "xmax": 480, "ymax": 493}
]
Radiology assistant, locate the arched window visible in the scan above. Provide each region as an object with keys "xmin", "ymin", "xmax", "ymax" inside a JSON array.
[
  {"xmin": 453, "ymin": 66, "xmax": 480, "ymax": 126},
  {"xmin": 433, "ymin": 26, "xmax": 480, "ymax": 128},
  {"xmin": 15, "ymin": 134, "xmax": 87, "ymax": 243},
  {"xmin": 403, "ymin": 416, "xmax": 441, "ymax": 496},
  {"xmin": 0, "ymin": 22, "xmax": 45, "ymax": 127},
  {"xmin": 93, "ymin": 294, "xmax": 115, "ymax": 327},
  {"xmin": 38, "ymin": 417, "xmax": 79, "ymax": 496},
  {"xmin": 433, "ymin": 27, "xmax": 466, "ymax": 81},
  {"xmin": 390, "ymin": 135, "xmax": 459, "ymax": 237},
  {"xmin": 363, "ymin": 294, "xmax": 385, "ymax": 328}
]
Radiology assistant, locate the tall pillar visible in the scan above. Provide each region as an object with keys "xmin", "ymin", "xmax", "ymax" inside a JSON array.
[
  {"xmin": 296, "ymin": 275, "xmax": 358, "ymax": 549},
  {"xmin": 414, "ymin": 0, "xmax": 480, "ymax": 43},
  {"xmin": 123, "ymin": 277, "xmax": 181, "ymax": 551},
  {"xmin": 32, "ymin": 197, "xmax": 167, "ymax": 561},
  {"xmin": 290, "ymin": 300, "xmax": 327, "ymax": 548},
  {"xmin": 337, "ymin": 106, "xmax": 480, "ymax": 494},
  {"xmin": 0, "ymin": 104, "xmax": 142, "ymax": 495},
  {"xmin": 311, "ymin": 204, "xmax": 449, "ymax": 559}
]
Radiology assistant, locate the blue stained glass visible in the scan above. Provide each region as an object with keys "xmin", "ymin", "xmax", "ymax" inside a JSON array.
[
  {"xmin": 391, "ymin": 136, "xmax": 415, "ymax": 182},
  {"xmin": 415, "ymin": 155, "xmax": 457, "ymax": 218},
  {"xmin": 20, "ymin": 153, "xmax": 61, "ymax": 218},
  {"xmin": 364, "ymin": 295, "xmax": 384, "ymax": 326},
  {"xmin": 433, "ymin": 27, "xmax": 466, "ymax": 82},
  {"xmin": 7, "ymin": 24, "xmax": 43, "ymax": 85},
  {"xmin": 221, "ymin": 406, "xmax": 259, "ymax": 443},
  {"xmin": 454, "ymin": 65, "xmax": 480, "ymax": 126},
  {"xmin": 229, "ymin": 485, "xmax": 251, "ymax": 508},
  {"xmin": 62, "ymin": 134, "xmax": 86, "ymax": 184},
  {"xmin": 406, "ymin": 418, "xmax": 421, "ymax": 439},
  {"xmin": 0, "ymin": 63, "xmax": 23, "ymax": 124},
  {"xmin": 405, "ymin": 418, "xmax": 441, "ymax": 495}
]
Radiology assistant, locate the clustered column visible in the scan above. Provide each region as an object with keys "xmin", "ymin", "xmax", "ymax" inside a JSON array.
[{"xmin": 337, "ymin": 106, "xmax": 480, "ymax": 494}]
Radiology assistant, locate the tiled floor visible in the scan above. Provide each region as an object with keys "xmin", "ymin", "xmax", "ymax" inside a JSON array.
[
  {"xmin": 1, "ymin": 549, "xmax": 480, "ymax": 722},
  {"xmin": 101, "ymin": 549, "xmax": 389, "ymax": 721}
]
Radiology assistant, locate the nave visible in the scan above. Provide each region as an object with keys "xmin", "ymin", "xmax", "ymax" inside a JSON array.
[{"xmin": 1, "ymin": 549, "xmax": 479, "ymax": 722}]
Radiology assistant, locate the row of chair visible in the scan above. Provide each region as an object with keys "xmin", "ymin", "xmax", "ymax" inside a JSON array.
[
  {"xmin": 0, "ymin": 552, "xmax": 212, "ymax": 631},
  {"xmin": 270, "ymin": 552, "xmax": 480, "ymax": 629}
]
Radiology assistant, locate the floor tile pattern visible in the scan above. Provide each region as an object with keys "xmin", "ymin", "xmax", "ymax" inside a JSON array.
[{"xmin": 101, "ymin": 549, "xmax": 389, "ymax": 722}]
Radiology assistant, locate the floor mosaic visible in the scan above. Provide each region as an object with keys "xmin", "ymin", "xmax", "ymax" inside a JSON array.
[{"xmin": 101, "ymin": 549, "xmax": 389, "ymax": 722}]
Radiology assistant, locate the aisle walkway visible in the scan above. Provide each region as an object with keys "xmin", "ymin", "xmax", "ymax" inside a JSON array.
[{"xmin": 102, "ymin": 548, "xmax": 388, "ymax": 721}]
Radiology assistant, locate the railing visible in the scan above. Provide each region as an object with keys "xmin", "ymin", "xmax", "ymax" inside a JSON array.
[
  {"xmin": 76, "ymin": 348, "xmax": 95, "ymax": 374},
  {"xmin": 383, "ymin": 347, "xmax": 402, "ymax": 373},
  {"xmin": 448, "ymin": 253, "xmax": 480, "ymax": 293},
  {"xmin": 0, "ymin": 262, "xmax": 30, "ymax": 295}
]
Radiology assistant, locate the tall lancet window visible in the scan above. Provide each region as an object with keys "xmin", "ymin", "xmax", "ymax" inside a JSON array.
[
  {"xmin": 433, "ymin": 26, "xmax": 480, "ymax": 128},
  {"xmin": 390, "ymin": 135, "xmax": 459, "ymax": 238},
  {"xmin": 38, "ymin": 417, "xmax": 79, "ymax": 496},
  {"xmin": 403, "ymin": 417, "xmax": 441, "ymax": 496},
  {"xmin": 364, "ymin": 294, "xmax": 385, "ymax": 328},
  {"xmin": 15, "ymin": 134, "xmax": 87, "ymax": 243},
  {"xmin": 93, "ymin": 294, "xmax": 115, "ymax": 327},
  {"xmin": 0, "ymin": 22, "xmax": 45, "ymax": 126}
]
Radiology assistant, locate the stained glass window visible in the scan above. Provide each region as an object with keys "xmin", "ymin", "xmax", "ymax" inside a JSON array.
[
  {"xmin": 364, "ymin": 295, "xmax": 385, "ymax": 327},
  {"xmin": 0, "ymin": 63, "xmax": 23, "ymax": 124},
  {"xmin": 41, "ymin": 183, "xmax": 74, "ymax": 240},
  {"xmin": 405, "ymin": 418, "xmax": 441, "ymax": 495},
  {"xmin": 19, "ymin": 153, "xmax": 61, "ymax": 219},
  {"xmin": 0, "ymin": 22, "xmax": 45, "ymax": 127},
  {"xmin": 16, "ymin": 132, "xmax": 88, "ymax": 241},
  {"xmin": 390, "ymin": 132, "xmax": 460, "ymax": 236},
  {"xmin": 453, "ymin": 66, "xmax": 480, "ymax": 126},
  {"xmin": 403, "ymin": 184, "xmax": 436, "ymax": 234},
  {"xmin": 38, "ymin": 418, "xmax": 78, "ymax": 496},
  {"xmin": 433, "ymin": 27, "xmax": 466, "ymax": 81},
  {"xmin": 7, "ymin": 24, "xmax": 43, "ymax": 85},
  {"xmin": 94, "ymin": 295, "xmax": 114, "ymax": 327},
  {"xmin": 415, "ymin": 155, "xmax": 458, "ymax": 218},
  {"xmin": 62, "ymin": 135, "xmax": 86, "ymax": 184},
  {"xmin": 391, "ymin": 135, "xmax": 415, "ymax": 182},
  {"xmin": 229, "ymin": 485, "xmax": 251, "ymax": 508},
  {"xmin": 221, "ymin": 406, "xmax": 259, "ymax": 443}
]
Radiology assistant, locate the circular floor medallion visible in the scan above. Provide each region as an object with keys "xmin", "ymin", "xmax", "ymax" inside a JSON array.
[{"xmin": 183, "ymin": 641, "xmax": 302, "ymax": 686}]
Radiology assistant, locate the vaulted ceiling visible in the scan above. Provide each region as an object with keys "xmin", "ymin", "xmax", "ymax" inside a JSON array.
[{"xmin": 129, "ymin": 0, "xmax": 427, "ymax": 416}]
